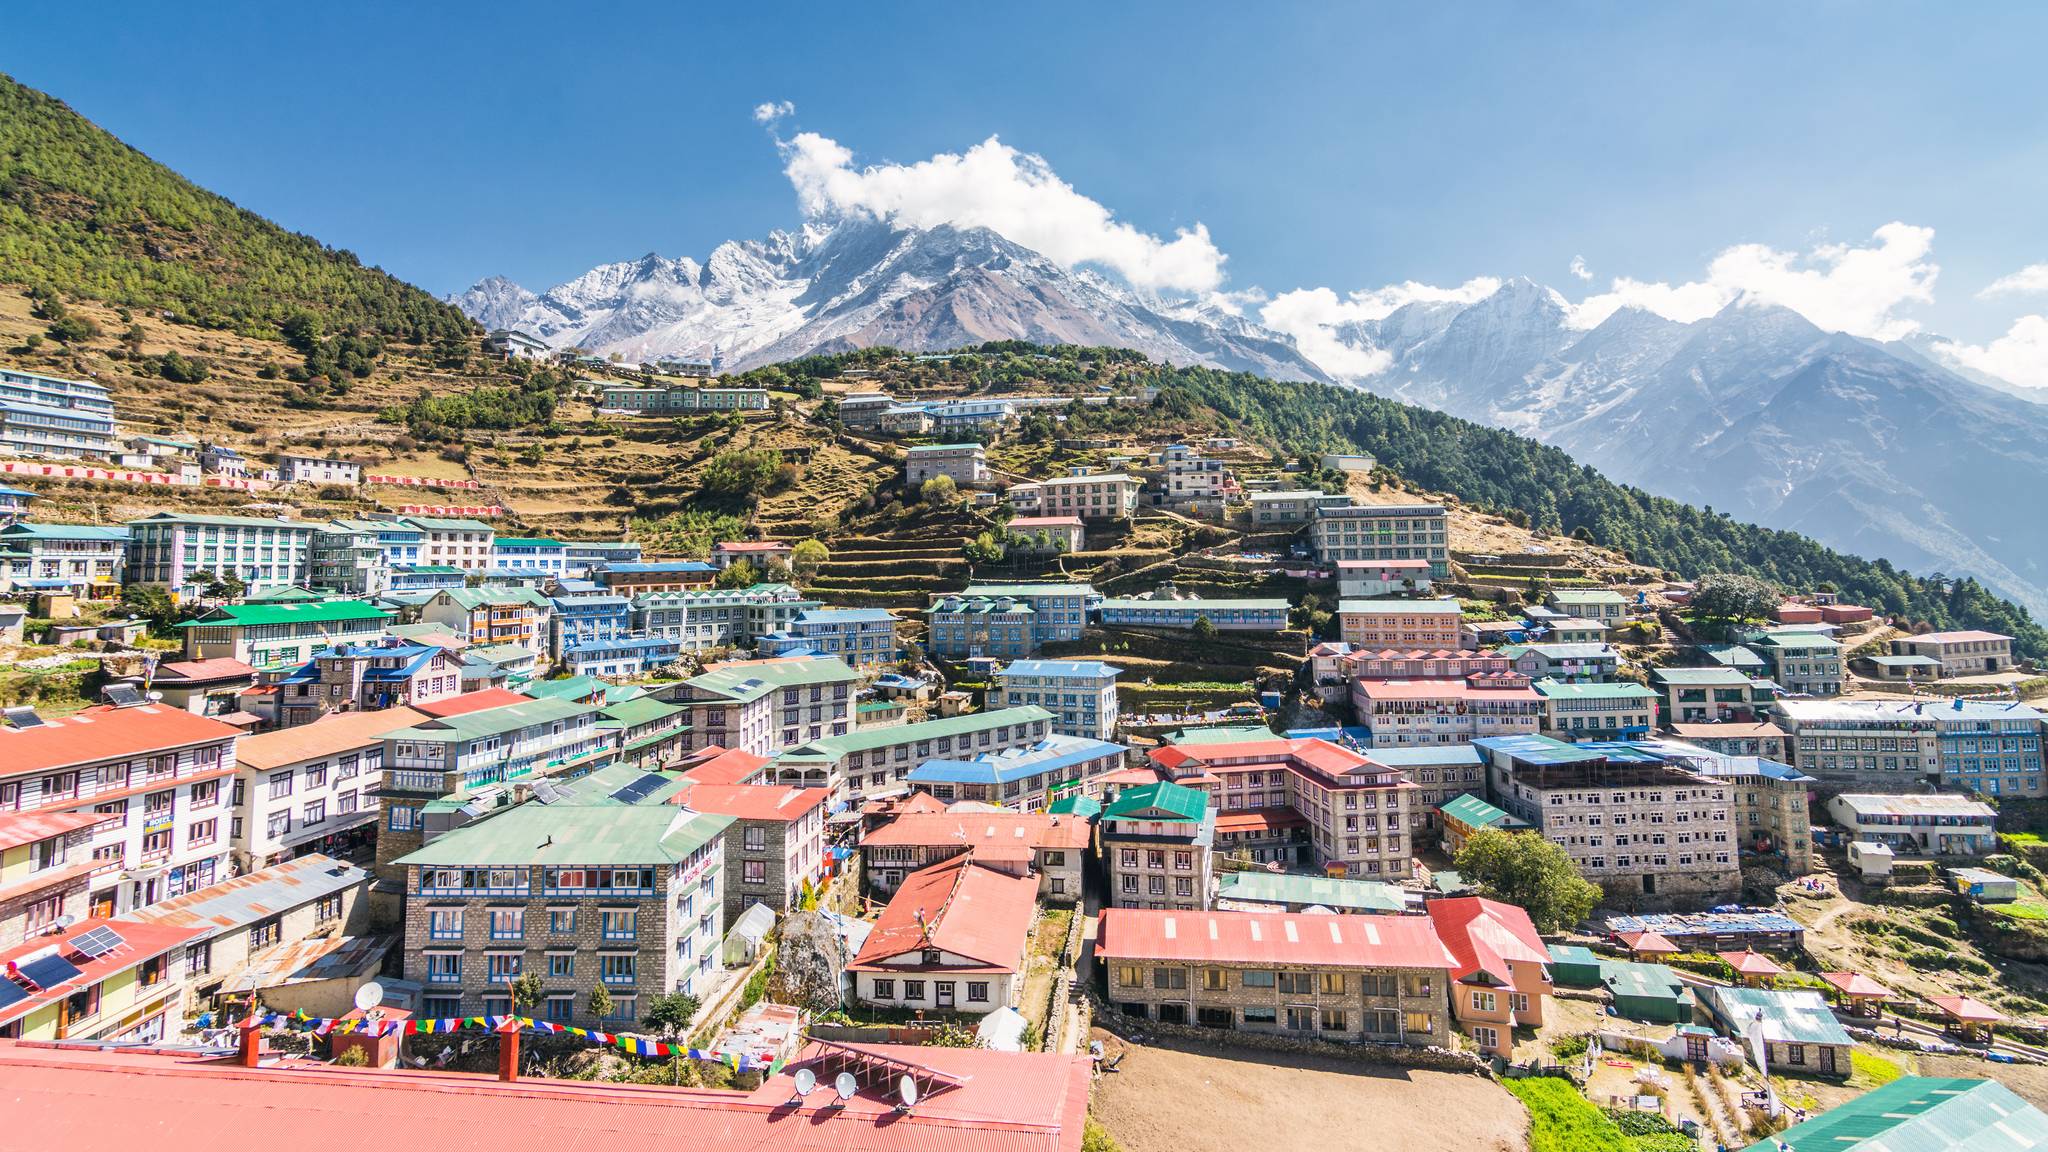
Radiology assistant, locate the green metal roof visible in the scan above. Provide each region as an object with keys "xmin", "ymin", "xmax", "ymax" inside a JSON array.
[
  {"xmin": 1707, "ymin": 986, "xmax": 1853, "ymax": 1047},
  {"xmin": 433, "ymin": 586, "xmax": 551, "ymax": 610},
  {"xmin": 1531, "ymin": 679, "xmax": 1659, "ymax": 700},
  {"xmin": 177, "ymin": 600, "xmax": 392, "ymax": 629},
  {"xmin": 1214, "ymin": 870, "xmax": 1405, "ymax": 912},
  {"xmin": 400, "ymin": 516, "xmax": 494, "ymax": 531},
  {"xmin": 774, "ymin": 706, "xmax": 1053, "ymax": 764},
  {"xmin": 0, "ymin": 522, "xmax": 127, "ymax": 541},
  {"xmin": 1099, "ymin": 597, "xmax": 1288, "ymax": 612},
  {"xmin": 1746, "ymin": 1077, "xmax": 2048, "ymax": 1152},
  {"xmin": 1045, "ymin": 793, "xmax": 1102, "ymax": 819},
  {"xmin": 1756, "ymin": 631, "xmax": 1841, "ymax": 651},
  {"xmin": 386, "ymin": 696, "xmax": 596, "ymax": 742},
  {"xmin": 1602, "ymin": 961, "xmax": 1692, "ymax": 1001},
  {"xmin": 683, "ymin": 656, "xmax": 859, "ymax": 703},
  {"xmin": 1169, "ymin": 724, "xmax": 1278, "ymax": 745},
  {"xmin": 494, "ymin": 537, "xmax": 563, "ymax": 548},
  {"xmin": 599, "ymin": 695, "xmax": 688, "ymax": 728},
  {"xmin": 129, "ymin": 512, "xmax": 318, "ymax": 530},
  {"xmin": 1440, "ymin": 792, "xmax": 1524, "ymax": 830},
  {"xmin": 468, "ymin": 642, "xmax": 539, "ymax": 665},
  {"xmin": 958, "ymin": 582, "xmax": 1095, "ymax": 599},
  {"xmin": 1549, "ymin": 588, "xmax": 1627, "ymax": 603},
  {"xmin": 1101, "ymin": 780, "xmax": 1207, "ymax": 823},
  {"xmin": 523, "ymin": 675, "xmax": 607, "ymax": 702},
  {"xmin": 394, "ymin": 803, "xmax": 729, "ymax": 867},
  {"xmin": 1651, "ymin": 666, "xmax": 1754, "ymax": 686}
]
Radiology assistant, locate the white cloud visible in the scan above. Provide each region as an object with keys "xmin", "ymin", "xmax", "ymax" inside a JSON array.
[
  {"xmin": 1933, "ymin": 315, "xmax": 2048, "ymax": 391},
  {"xmin": 1257, "ymin": 277, "xmax": 1501, "ymax": 379},
  {"xmin": 752, "ymin": 100, "xmax": 795, "ymax": 125},
  {"xmin": 777, "ymin": 131, "xmax": 1225, "ymax": 294},
  {"xmin": 1569, "ymin": 255, "xmax": 1592, "ymax": 282},
  {"xmin": 1981, "ymin": 263, "xmax": 2048, "ymax": 298},
  {"xmin": 1566, "ymin": 222, "xmax": 1938, "ymax": 339}
]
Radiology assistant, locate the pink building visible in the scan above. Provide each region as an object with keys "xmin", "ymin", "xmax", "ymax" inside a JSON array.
[{"xmin": 1427, "ymin": 896, "xmax": 1553, "ymax": 1058}]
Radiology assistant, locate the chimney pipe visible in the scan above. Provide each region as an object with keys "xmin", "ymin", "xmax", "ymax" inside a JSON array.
[
  {"xmin": 495, "ymin": 1016, "xmax": 522, "ymax": 1082},
  {"xmin": 237, "ymin": 1013, "xmax": 266, "ymax": 1068}
]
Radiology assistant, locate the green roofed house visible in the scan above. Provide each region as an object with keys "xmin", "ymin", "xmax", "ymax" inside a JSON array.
[
  {"xmin": 770, "ymin": 704, "xmax": 1056, "ymax": 806},
  {"xmin": 177, "ymin": 599, "xmax": 393, "ymax": 670},
  {"xmin": 395, "ymin": 800, "xmax": 732, "ymax": 1027},
  {"xmin": 1213, "ymin": 870, "xmax": 1407, "ymax": 914},
  {"xmin": 125, "ymin": 511, "xmax": 321, "ymax": 589},
  {"xmin": 1440, "ymin": 792, "xmax": 1530, "ymax": 853},
  {"xmin": 1046, "ymin": 792, "xmax": 1103, "ymax": 820},
  {"xmin": 599, "ymin": 694, "xmax": 692, "ymax": 769},
  {"xmin": 1532, "ymin": 678, "xmax": 1660, "ymax": 741},
  {"xmin": 1750, "ymin": 630, "xmax": 1844, "ymax": 697},
  {"xmin": 1745, "ymin": 1076, "xmax": 2048, "ymax": 1152},
  {"xmin": 1545, "ymin": 587, "xmax": 1630, "ymax": 622},
  {"xmin": 1546, "ymin": 944, "xmax": 1606, "ymax": 989},
  {"xmin": 1653, "ymin": 665, "xmax": 1770, "ymax": 724},
  {"xmin": 1703, "ymin": 985, "xmax": 1853, "ymax": 1078},
  {"xmin": 522, "ymin": 675, "xmax": 610, "ymax": 706},
  {"xmin": 1602, "ymin": 961, "xmax": 1695, "ymax": 1023},
  {"xmin": 672, "ymin": 655, "xmax": 859, "ymax": 757},
  {"xmin": 1102, "ymin": 780, "xmax": 1214, "ymax": 912},
  {"xmin": 1097, "ymin": 597, "xmax": 1290, "ymax": 632}
]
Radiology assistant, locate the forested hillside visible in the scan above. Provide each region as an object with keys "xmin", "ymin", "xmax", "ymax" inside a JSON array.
[{"xmin": 0, "ymin": 73, "xmax": 472, "ymax": 345}]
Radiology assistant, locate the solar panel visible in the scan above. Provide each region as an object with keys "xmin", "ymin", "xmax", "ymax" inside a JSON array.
[
  {"xmin": 14, "ymin": 953, "xmax": 83, "ymax": 990},
  {"xmin": 2, "ymin": 706, "xmax": 44, "ymax": 729},
  {"xmin": 0, "ymin": 980, "xmax": 28, "ymax": 1010},
  {"xmin": 69, "ymin": 926, "xmax": 126, "ymax": 959},
  {"xmin": 608, "ymin": 772, "xmax": 670, "ymax": 805},
  {"xmin": 101, "ymin": 684, "xmax": 145, "ymax": 707}
]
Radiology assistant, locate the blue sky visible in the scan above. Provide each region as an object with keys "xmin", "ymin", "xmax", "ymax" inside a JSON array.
[{"xmin": 9, "ymin": 2, "xmax": 2048, "ymax": 379}]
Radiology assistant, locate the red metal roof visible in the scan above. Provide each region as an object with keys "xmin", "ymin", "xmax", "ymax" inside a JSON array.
[
  {"xmin": 0, "ymin": 809, "xmax": 108, "ymax": 851},
  {"xmin": 0, "ymin": 705, "xmax": 242, "ymax": 775},
  {"xmin": 1213, "ymin": 808, "xmax": 1308, "ymax": 834},
  {"xmin": 861, "ymin": 811, "xmax": 1092, "ymax": 851},
  {"xmin": 1097, "ymin": 908, "xmax": 1457, "ymax": 971},
  {"xmin": 1353, "ymin": 679, "xmax": 1539, "ymax": 701},
  {"xmin": 0, "ymin": 919, "xmax": 204, "ymax": 1027},
  {"xmin": 152, "ymin": 658, "xmax": 258, "ymax": 684},
  {"xmin": 850, "ymin": 857, "xmax": 1039, "ymax": 973},
  {"xmin": 414, "ymin": 688, "xmax": 529, "ymax": 717},
  {"xmin": 1931, "ymin": 994, "xmax": 2004, "ymax": 1022},
  {"xmin": 0, "ymin": 1039, "xmax": 1091, "ymax": 1152},
  {"xmin": 1617, "ymin": 930, "xmax": 1679, "ymax": 954},
  {"xmin": 1718, "ymin": 950, "xmax": 1783, "ymax": 977},
  {"xmin": 675, "ymin": 783, "xmax": 829, "ymax": 822},
  {"xmin": 1819, "ymin": 971, "xmax": 1895, "ymax": 999},
  {"xmin": 1426, "ymin": 897, "xmax": 1551, "ymax": 985},
  {"xmin": 679, "ymin": 746, "xmax": 771, "ymax": 786}
]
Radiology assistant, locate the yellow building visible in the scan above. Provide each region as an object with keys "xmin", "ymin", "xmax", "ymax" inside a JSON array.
[
  {"xmin": 0, "ymin": 918, "xmax": 201, "ymax": 1043},
  {"xmin": 0, "ymin": 811, "xmax": 106, "ymax": 949}
]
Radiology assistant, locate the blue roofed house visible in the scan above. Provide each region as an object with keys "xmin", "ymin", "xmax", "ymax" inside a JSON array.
[
  {"xmin": 561, "ymin": 635, "xmax": 685, "ymax": 680},
  {"xmin": 387, "ymin": 564, "xmax": 468, "ymax": 593},
  {"xmin": 991, "ymin": 659, "xmax": 1122, "ymax": 740},
  {"xmin": 906, "ymin": 734, "xmax": 1128, "ymax": 811},
  {"xmin": 764, "ymin": 608, "xmax": 898, "ymax": 667},
  {"xmin": 561, "ymin": 540, "xmax": 642, "ymax": 579},
  {"xmin": 273, "ymin": 639, "xmax": 467, "ymax": 728},
  {"xmin": 0, "ymin": 484, "xmax": 36, "ymax": 524},
  {"xmin": 549, "ymin": 594, "xmax": 632, "ymax": 656}
]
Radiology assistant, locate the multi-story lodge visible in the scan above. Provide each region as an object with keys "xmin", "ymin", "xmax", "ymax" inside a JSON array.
[
  {"xmin": 597, "ymin": 382, "xmax": 768, "ymax": 413},
  {"xmin": 597, "ymin": 560, "xmax": 718, "ymax": 594},
  {"xmin": 177, "ymin": 600, "xmax": 394, "ymax": 673},
  {"xmin": 1532, "ymin": 679, "xmax": 1660, "ymax": 741},
  {"xmin": 927, "ymin": 582, "xmax": 1093, "ymax": 656},
  {"xmin": 1337, "ymin": 599, "xmax": 1463, "ymax": 648},
  {"xmin": 1369, "ymin": 745, "xmax": 1486, "ymax": 845},
  {"xmin": 710, "ymin": 540, "xmax": 794, "ymax": 570},
  {"xmin": 1336, "ymin": 558, "xmax": 1435, "ymax": 598},
  {"xmin": 1101, "ymin": 781, "xmax": 1215, "ymax": 911},
  {"xmin": 1664, "ymin": 721, "xmax": 1791, "ymax": 762},
  {"xmin": 232, "ymin": 708, "xmax": 426, "ymax": 871},
  {"xmin": 905, "ymin": 734, "xmax": 1128, "ymax": 811},
  {"xmin": 0, "ymin": 917, "xmax": 201, "ymax": 1043},
  {"xmin": 1477, "ymin": 734, "xmax": 1740, "ymax": 907},
  {"xmin": 672, "ymin": 781, "xmax": 830, "ymax": 921},
  {"xmin": 0, "ymin": 523, "xmax": 127, "ymax": 593},
  {"xmin": 904, "ymin": 443, "xmax": 989, "ymax": 487},
  {"xmin": 0, "ymin": 809, "xmax": 104, "ymax": 947},
  {"xmin": 858, "ymin": 810, "xmax": 1090, "ymax": 905},
  {"xmin": 0, "ymin": 702, "xmax": 243, "ymax": 916},
  {"xmin": 1097, "ymin": 597, "xmax": 1290, "ymax": 631},
  {"xmin": 549, "ymin": 593, "xmax": 632, "ymax": 655},
  {"xmin": 1097, "ymin": 907, "xmax": 1456, "ymax": 1044},
  {"xmin": 1150, "ymin": 735, "xmax": 1420, "ymax": 880},
  {"xmin": 1352, "ymin": 673, "xmax": 1544, "ymax": 748},
  {"xmin": 1545, "ymin": 588, "xmax": 1630, "ymax": 623},
  {"xmin": 849, "ymin": 857, "xmax": 1037, "ymax": 1017},
  {"xmin": 1774, "ymin": 697, "xmax": 2045, "ymax": 797},
  {"xmin": 1751, "ymin": 631, "xmax": 1844, "ymax": 697},
  {"xmin": 1428, "ymin": 897, "xmax": 1553, "ymax": 1058},
  {"xmin": 764, "ymin": 608, "xmax": 898, "ymax": 667},
  {"xmin": 272, "ymin": 641, "xmax": 463, "ymax": 727},
  {"xmin": 491, "ymin": 536, "xmax": 567, "ymax": 577},
  {"xmin": 1007, "ymin": 471, "xmax": 1140, "ymax": 521},
  {"xmin": 393, "ymin": 516, "xmax": 495, "ymax": 571},
  {"xmin": 124, "ymin": 513, "xmax": 319, "ymax": 590},
  {"xmin": 1824, "ymin": 792, "xmax": 1998, "ymax": 857},
  {"xmin": 1652, "ymin": 666, "xmax": 1769, "ymax": 725},
  {"xmin": 1247, "ymin": 490, "xmax": 1352, "ymax": 525},
  {"xmin": 1674, "ymin": 751, "xmax": 1817, "ymax": 876},
  {"xmin": 991, "ymin": 659, "xmax": 1121, "ymax": 740},
  {"xmin": 277, "ymin": 453, "xmax": 362, "ymax": 487},
  {"xmin": 632, "ymin": 583, "xmax": 815, "ymax": 650},
  {"xmin": 421, "ymin": 587, "xmax": 553, "ymax": 658},
  {"xmin": 1341, "ymin": 647, "xmax": 1509, "ymax": 683},
  {"xmin": 1309, "ymin": 504, "xmax": 1449, "ymax": 578},
  {"xmin": 1500, "ymin": 642, "xmax": 1618, "ymax": 682},
  {"xmin": 0, "ymin": 367, "xmax": 119, "ymax": 460},
  {"xmin": 560, "ymin": 635, "xmax": 684, "ymax": 680},
  {"xmin": 771, "ymin": 705, "xmax": 1057, "ymax": 804},
  {"xmin": 397, "ymin": 801, "xmax": 731, "ymax": 1026},
  {"xmin": 671, "ymin": 655, "xmax": 858, "ymax": 757},
  {"xmin": 1889, "ymin": 630, "xmax": 2017, "ymax": 678}
]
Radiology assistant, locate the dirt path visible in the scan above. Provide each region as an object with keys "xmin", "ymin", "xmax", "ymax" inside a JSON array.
[{"xmin": 1091, "ymin": 1032, "xmax": 1527, "ymax": 1152}]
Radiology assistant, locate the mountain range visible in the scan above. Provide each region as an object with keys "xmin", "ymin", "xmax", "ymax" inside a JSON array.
[{"xmin": 458, "ymin": 245, "xmax": 2048, "ymax": 617}]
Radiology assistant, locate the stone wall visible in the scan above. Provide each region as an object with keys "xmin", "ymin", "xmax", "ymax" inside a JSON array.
[{"xmin": 1089, "ymin": 993, "xmax": 1489, "ymax": 1074}]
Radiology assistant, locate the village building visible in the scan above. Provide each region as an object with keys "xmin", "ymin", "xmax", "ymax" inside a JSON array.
[
  {"xmin": 177, "ymin": 600, "xmax": 393, "ymax": 673},
  {"xmin": 0, "ymin": 810, "xmax": 105, "ymax": 947},
  {"xmin": 1665, "ymin": 721, "xmax": 1790, "ymax": 761},
  {"xmin": 1309, "ymin": 504, "xmax": 1449, "ymax": 577},
  {"xmin": 1337, "ymin": 598, "xmax": 1464, "ymax": 648},
  {"xmin": 558, "ymin": 635, "xmax": 682, "ymax": 680},
  {"xmin": 1755, "ymin": 1076, "xmax": 2048, "ymax": 1152},
  {"xmin": 1101, "ymin": 781, "xmax": 1215, "ymax": 910},
  {"xmin": 1438, "ymin": 792, "xmax": 1532, "ymax": 853},
  {"xmin": 1212, "ymin": 871, "xmax": 1407, "ymax": 915},
  {"xmin": 632, "ymin": 583, "xmax": 815, "ymax": 649},
  {"xmin": 1007, "ymin": 471, "xmax": 1140, "ymax": 521},
  {"xmin": 143, "ymin": 658, "xmax": 258, "ymax": 718},
  {"xmin": 849, "ymin": 856, "xmax": 1038, "ymax": 1017},
  {"xmin": 125, "ymin": 512, "xmax": 319, "ymax": 590},
  {"xmin": 1499, "ymin": 642, "xmax": 1618, "ymax": 682},
  {"xmin": 1775, "ymin": 698, "xmax": 2045, "ymax": 797},
  {"xmin": 904, "ymin": 443, "xmax": 990, "ymax": 488},
  {"xmin": 1352, "ymin": 673, "xmax": 1544, "ymax": 748},
  {"xmin": 1684, "ymin": 755, "xmax": 1817, "ymax": 875},
  {"xmin": 1532, "ymin": 678, "xmax": 1660, "ymax": 740},
  {"xmin": 1343, "ymin": 648, "xmax": 1510, "ymax": 682},
  {"xmin": 272, "ymin": 641, "xmax": 463, "ymax": 727},
  {"xmin": 711, "ymin": 540, "xmax": 795, "ymax": 570},
  {"xmin": 1889, "ymin": 630, "xmax": 2017, "ymax": 677},
  {"xmin": 397, "ymin": 801, "xmax": 730, "ymax": 1025},
  {"xmin": 0, "ymin": 917, "xmax": 201, "ymax": 1042},
  {"xmin": 421, "ymin": 586, "xmax": 553, "ymax": 659},
  {"xmin": 670, "ymin": 781, "xmax": 829, "ymax": 920},
  {"xmin": 1702, "ymin": 985, "xmax": 1853, "ymax": 1078},
  {"xmin": 596, "ymin": 559, "xmax": 718, "ymax": 593},
  {"xmin": 1097, "ymin": 906, "xmax": 1455, "ymax": 1043},
  {"xmin": 905, "ymin": 734, "xmax": 1127, "ymax": 812},
  {"xmin": 1751, "ymin": 631, "xmax": 1844, "ymax": 696},
  {"xmin": 0, "ymin": 703, "xmax": 243, "ymax": 917},
  {"xmin": 1370, "ymin": 745, "xmax": 1487, "ymax": 844},
  {"xmin": 1247, "ymin": 489, "xmax": 1352, "ymax": 525},
  {"xmin": 0, "ymin": 366, "xmax": 119, "ymax": 460},
  {"xmin": 1477, "ymin": 734, "xmax": 1740, "ymax": 906},
  {"xmin": 859, "ymin": 809, "xmax": 1090, "ymax": 905},
  {"xmin": 1545, "ymin": 587, "xmax": 1631, "ymax": 622},
  {"xmin": 1428, "ymin": 896, "xmax": 1553, "ymax": 1057},
  {"xmin": 991, "ymin": 659, "xmax": 1121, "ymax": 740},
  {"xmin": 771, "ymin": 705, "xmax": 1056, "ymax": 805},
  {"xmin": 0, "ymin": 522, "xmax": 128, "ymax": 593},
  {"xmin": 762, "ymin": 607, "xmax": 899, "ymax": 666},
  {"xmin": 1653, "ymin": 666, "xmax": 1769, "ymax": 724},
  {"xmin": 233, "ymin": 708, "xmax": 426, "ymax": 871},
  {"xmin": 1096, "ymin": 595, "xmax": 1289, "ymax": 631},
  {"xmin": 1826, "ymin": 792, "xmax": 1998, "ymax": 856},
  {"xmin": 1336, "ymin": 558, "xmax": 1435, "ymax": 597},
  {"xmin": 596, "ymin": 694, "xmax": 691, "ymax": 770},
  {"xmin": 388, "ymin": 516, "xmax": 495, "ymax": 572},
  {"xmin": 548, "ymin": 593, "xmax": 632, "ymax": 654},
  {"xmin": 671, "ymin": 655, "xmax": 858, "ymax": 757},
  {"xmin": 276, "ymin": 453, "xmax": 362, "ymax": 487}
]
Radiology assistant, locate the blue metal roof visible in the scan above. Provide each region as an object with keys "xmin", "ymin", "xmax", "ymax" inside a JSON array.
[
  {"xmin": 1362, "ymin": 744, "xmax": 1485, "ymax": 767},
  {"xmin": 906, "ymin": 736, "xmax": 1127, "ymax": 785},
  {"xmin": 603, "ymin": 561, "xmax": 716, "ymax": 574},
  {"xmin": 1472, "ymin": 733, "xmax": 1606, "ymax": 764},
  {"xmin": 549, "ymin": 595, "xmax": 631, "ymax": 611},
  {"xmin": 999, "ymin": 659, "xmax": 1123, "ymax": 678},
  {"xmin": 565, "ymin": 636, "xmax": 683, "ymax": 655},
  {"xmin": 798, "ymin": 608, "xmax": 895, "ymax": 624}
]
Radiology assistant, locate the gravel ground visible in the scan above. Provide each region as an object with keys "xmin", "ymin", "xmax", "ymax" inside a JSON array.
[{"xmin": 1090, "ymin": 1030, "xmax": 1527, "ymax": 1152}]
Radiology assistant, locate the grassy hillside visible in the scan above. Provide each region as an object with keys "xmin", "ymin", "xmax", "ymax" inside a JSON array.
[{"xmin": 0, "ymin": 73, "xmax": 471, "ymax": 346}]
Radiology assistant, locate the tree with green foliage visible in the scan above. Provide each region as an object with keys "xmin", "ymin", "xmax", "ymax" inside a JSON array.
[
  {"xmin": 1453, "ymin": 828, "xmax": 1601, "ymax": 933},
  {"xmin": 1690, "ymin": 571, "xmax": 1780, "ymax": 628},
  {"xmin": 586, "ymin": 983, "xmax": 613, "ymax": 1023},
  {"xmin": 715, "ymin": 559, "xmax": 760, "ymax": 589},
  {"xmin": 791, "ymin": 538, "xmax": 829, "ymax": 583},
  {"xmin": 641, "ymin": 990, "xmax": 702, "ymax": 1080},
  {"xmin": 1191, "ymin": 615, "xmax": 1218, "ymax": 641},
  {"xmin": 510, "ymin": 971, "xmax": 546, "ymax": 1013},
  {"xmin": 919, "ymin": 473, "xmax": 958, "ymax": 505},
  {"xmin": 699, "ymin": 448, "xmax": 789, "ymax": 500}
]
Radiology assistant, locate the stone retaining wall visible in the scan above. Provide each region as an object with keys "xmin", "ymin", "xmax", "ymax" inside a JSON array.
[{"xmin": 1087, "ymin": 993, "xmax": 1490, "ymax": 1075}]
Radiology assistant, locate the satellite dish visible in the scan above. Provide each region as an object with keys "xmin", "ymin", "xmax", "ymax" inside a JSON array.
[
  {"xmin": 793, "ymin": 1067, "xmax": 818, "ymax": 1096},
  {"xmin": 897, "ymin": 1074, "xmax": 919, "ymax": 1108},
  {"xmin": 834, "ymin": 1071, "xmax": 858, "ymax": 1102},
  {"xmin": 352, "ymin": 981, "xmax": 386, "ymax": 1012}
]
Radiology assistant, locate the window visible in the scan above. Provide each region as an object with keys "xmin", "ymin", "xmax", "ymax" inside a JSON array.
[
  {"xmin": 187, "ymin": 818, "xmax": 217, "ymax": 846},
  {"xmin": 428, "ymin": 908, "xmax": 464, "ymax": 940},
  {"xmin": 902, "ymin": 980, "xmax": 926, "ymax": 1001},
  {"xmin": 1241, "ymin": 970, "xmax": 1276, "ymax": 988},
  {"xmin": 1473, "ymin": 1026, "xmax": 1499, "ymax": 1051},
  {"xmin": 268, "ymin": 772, "xmax": 294, "ymax": 801},
  {"xmin": 872, "ymin": 978, "xmax": 896, "ymax": 999},
  {"xmin": 544, "ymin": 996, "xmax": 575, "ymax": 1023},
  {"xmin": 967, "ymin": 982, "xmax": 990, "ymax": 1003},
  {"xmin": 547, "ymin": 953, "xmax": 574, "ymax": 977},
  {"xmin": 264, "ymin": 812, "xmax": 292, "ymax": 841},
  {"xmin": 601, "ymin": 909, "xmax": 637, "ymax": 941},
  {"xmin": 600, "ymin": 954, "xmax": 637, "ymax": 985},
  {"xmin": 1117, "ymin": 966, "xmax": 1143, "ymax": 988},
  {"xmin": 1277, "ymin": 972, "xmax": 1314, "ymax": 995},
  {"xmin": 250, "ymin": 917, "xmax": 282, "ymax": 949},
  {"xmin": 1470, "ymin": 991, "xmax": 1497, "ymax": 1012},
  {"xmin": 1404, "ymin": 1012, "xmax": 1434, "ymax": 1035},
  {"xmin": 1152, "ymin": 967, "xmax": 1188, "ymax": 990},
  {"xmin": 315, "ymin": 893, "xmax": 343, "ymax": 923},
  {"xmin": 1242, "ymin": 1006, "xmax": 1278, "ymax": 1025},
  {"xmin": 1203, "ymin": 968, "xmax": 1228, "ymax": 991},
  {"xmin": 1785, "ymin": 1044, "xmax": 1805, "ymax": 1066},
  {"xmin": 489, "ymin": 908, "xmax": 525, "ymax": 940},
  {"xmin": 302, "ymin": 800, "xmax": 326, "ymax": 826},
  {"xmin": 487, "ymin": 953, "xmax": 523, "ymax": 980},
  {"xmin": 1319, "ymin": 973, "xmax": 1347, "ymax": 995},
  {"xmin": 425, "ymin": 953, "xmax": 462, "ymax": 983},
  {"xmin": 1285, "ymin": 1007, "xmax": 1316, "ymax": 1032},
  {"xmin": 743, "ymin": 860, "xmax": 767, "ymax": 884},
  {"xmin": 743, "ymin": 826, "xmax": 767, "ymax": 852},
  {"xmin": 184, "ymin": 941, "xmax": 212, "ymax": 977},
  {"xmin": 1320, "ymin": 1008, "xmax": 1348, "ymax": 1032},
  {"xmin": 548, "ymin": 908, "xmax": 576, "ymax": 934}
]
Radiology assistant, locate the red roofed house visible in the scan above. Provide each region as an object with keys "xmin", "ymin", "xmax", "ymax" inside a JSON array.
[
  {"xmin": 712, "ymin": 540, "xmax": 795, "ymax": 570},
  {"xmin": 1427, "ymin": 896, "xmax": 1553, "ymax": 1057},
  {"xmin": 1096, "ymin": 907, "xmax": 1456, "ymax": 1044},
  {"xmin": 677, "ymin": 745, "xmax": 771, "ymax": 786},
  {"xmin": 1772, "ymin": 602, "xmax": 1825, "ymax": 625},
  {"xmin": 0, "ymin": 916, "xmax": 204, "ymax": 1042},
  {"xmin": 850, "ymin": 856, "xmax": 1038, "ymax": 1016},
  {"xmin": 1351, "ymin": 673, "xmax": 1543, "ymax": 749},
  {"xmin": 0, "ymin": 810, "xmax": 108, "ymax": 947},
  {"xmin": 673, "ymin": 782, "xmax": 831, "ymax": 920},
  {"xmin": 145, "ymin": 657, "xmax": 259, "ymax": 717},
  {"xmin": 0, "ymin": 703, "xmax": 243, "ymax": 918},
  {"xmin": 0, "ymin": 1037, "xmax": 1095, "ymax": 1152},
  {"xmin": 411, "ymin": 687, "xmax": 530, "ymax": 718},
  {"xmin": 860, "ymin": 811, "xmax": 1091, "ymax": 905}
]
